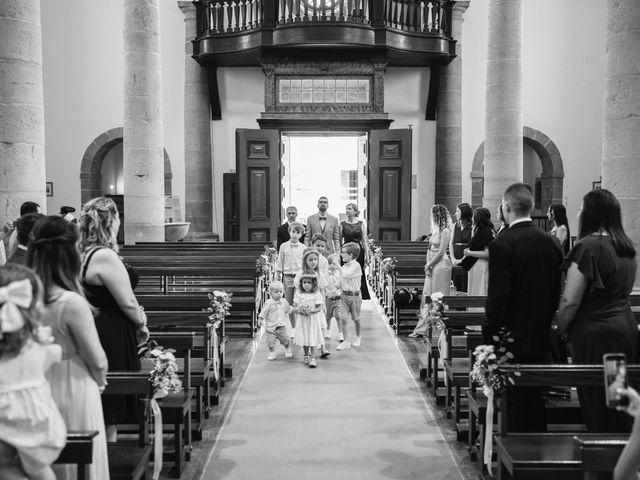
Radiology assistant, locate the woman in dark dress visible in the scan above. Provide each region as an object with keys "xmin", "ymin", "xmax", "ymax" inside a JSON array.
[
  {"xmin": 78, "ymin": 197, "xmax": 149, "ymax": 441},
  {"xmin": 449, "ymin": 202, "xmax": 473, "ymax": 292},
  {"xmin": 341, "ymin": 203, "xmax": 370, "ymax": 299},
  {"xmin": 558, "ymin": 189, "xmax": 637, "ymax": 433}
]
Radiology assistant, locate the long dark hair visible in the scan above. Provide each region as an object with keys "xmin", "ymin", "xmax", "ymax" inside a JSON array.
[
  {"xmin": 28, "ymin": 216, "xmax": 84, "ymax": 301},
  {"xmin": 578, "ymin": 189, "xmax": 635, "ymax": 258},
  {"xmin": 457, "ymin": 202, "xmax": 473, "ymax": 228},
  {"xmin": 549, "ymin": 203, "xmax": 571, "ymax": 255},
  {"xmin": 472, "ymin": 207, "xmax": 495, "ymax": 236}
]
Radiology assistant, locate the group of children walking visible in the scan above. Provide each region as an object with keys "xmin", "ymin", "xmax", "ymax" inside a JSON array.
[{"xmin": 259, "ymin": 222, "xmax": 363, "ymax": 368}]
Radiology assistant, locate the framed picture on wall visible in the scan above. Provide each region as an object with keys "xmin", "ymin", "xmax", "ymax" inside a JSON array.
[
  {"xmin": 592, "ymin": 178, "xmax": 602, "ymax": 190},
  {"xmin": 46, "ymin": 182, "xmax": 53, "ymax": 197}
]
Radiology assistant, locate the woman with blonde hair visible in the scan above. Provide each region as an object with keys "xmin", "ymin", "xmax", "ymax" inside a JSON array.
[
  {"xmin": 409, "ymin": 204, "xmax": 452, "ymax": 337},
  {"xmin": 78, "ymin": 197, "xmax": 149, "ymax": 441}
]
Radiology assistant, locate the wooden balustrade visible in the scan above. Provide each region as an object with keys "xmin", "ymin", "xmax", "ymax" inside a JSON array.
[{"xmin": 196, "ymin": 0, "xmax": 450, "ymax": 35}]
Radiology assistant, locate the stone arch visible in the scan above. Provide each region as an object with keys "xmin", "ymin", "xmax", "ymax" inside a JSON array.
[
  {"xmin": 470, "ymin": 126, "xmax": 564, "ymax": 212},
  {"xmin": 79, "ymin": 127, "xmax": 173, "ymax": 204}
]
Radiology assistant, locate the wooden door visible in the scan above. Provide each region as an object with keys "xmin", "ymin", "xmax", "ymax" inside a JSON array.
[
  {"xmin": 236, "ymin": 129, "xmax": 281, "ymax": 242},
  {"xmin": 368, "ymin": 129, "xmax": 412, "ymax": 241},
  {"xmin": 223, "ymin": 172, "xmax": 239, "ymax": 241}
]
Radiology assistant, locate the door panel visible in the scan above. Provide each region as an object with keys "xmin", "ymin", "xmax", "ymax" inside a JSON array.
[
  {"xmin": 236, "ymin": 129, "xmax": 280, "ymax": 242},
  {"xmin": 368, "ymin": 129, "xmax": 412, "ymax": 240}
]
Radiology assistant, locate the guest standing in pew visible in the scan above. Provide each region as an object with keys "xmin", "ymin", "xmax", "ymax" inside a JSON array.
[
  {"xmin": 6, "ymin": 213, "xmax": 44, "ymax": 266},
  {"xmin": 0, "ymin": 264, "xmax": 66, "ymax": 480},
  {"xmin": 78, "ymin": 197, "xmax": 149, "ymax": 442},
  {"xmin": 29, "ymin": 216, "xmax": 109, "ymax": 480},
  {"xmin": 461, "ymin": 207, "xmax": 494, "ymax": 296},
  {"xmin": 613, "ymin": 386, "xmax": 640, "ymax": 479},
  {"xmin": 547, "ymin": 203, "xmax": 571, "ymax": 256},
  {"xmin": 558, "ymin": 189, "xmax": 637, "ymax": 433},
  {"xmin": 277, "ymin": 206, "xmax": 305, "ymax": 251},
  {"xmin": 409, "ymin": 204, "xmax": 452, "ymax": 337},
  {"xmin": 484, "ymin": 183, "xmax": 563, "ymax": 432},
  {"xmin": 449, "ymin": 202, "xmax": 473, "ymax": 266}
]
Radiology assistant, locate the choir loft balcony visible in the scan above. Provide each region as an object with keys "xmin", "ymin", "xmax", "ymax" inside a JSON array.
[{"xmin": 192, "ymin": 0, "xmax": 457, "ymax": 67}]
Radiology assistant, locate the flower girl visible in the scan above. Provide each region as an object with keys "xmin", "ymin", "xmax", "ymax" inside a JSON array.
[
  {"xmin": 293, "ymin": 274, "xmax": 324, "ymax": 368},
  {"xmin": 0, "ymin": 264, "xmax": 66, "ymax": 480}
]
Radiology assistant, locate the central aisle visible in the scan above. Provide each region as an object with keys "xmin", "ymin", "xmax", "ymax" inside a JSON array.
[{"xmin": 202, "ymin": 301, "xmax": 464, "ymax": 480}]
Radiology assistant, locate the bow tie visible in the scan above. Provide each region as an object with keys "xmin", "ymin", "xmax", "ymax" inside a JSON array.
[
  {"xmin": 0, "ymin": 279, "xmax": 33, "ymax": 339},
  {"xmin": 319, "ymin": 216, "xmax": 327, "ymax": 220}
]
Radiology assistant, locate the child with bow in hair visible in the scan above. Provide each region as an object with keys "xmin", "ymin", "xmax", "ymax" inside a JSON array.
[{"xmin": 0, "ymin": 264, "xmax": 66, "ymax": 480}]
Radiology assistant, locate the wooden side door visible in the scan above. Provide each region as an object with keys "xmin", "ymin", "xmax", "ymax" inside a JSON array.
[
  {"xmin": 236, "ymin": 129, "xmax": 281, "ymax": 242},
  {"xmin": 368, "ymin": 129, "xmax": 412, "ymax": 241}
]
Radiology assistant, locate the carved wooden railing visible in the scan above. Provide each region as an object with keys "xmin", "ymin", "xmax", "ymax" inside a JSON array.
[{"xmin": 196, "ymin": 0, "xmax": 451, "ymax": 36}]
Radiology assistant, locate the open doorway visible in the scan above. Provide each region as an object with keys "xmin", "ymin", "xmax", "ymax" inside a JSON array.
[{"xmin": 281, "ymin": 133, "xmax": 367, "ymax": 224}]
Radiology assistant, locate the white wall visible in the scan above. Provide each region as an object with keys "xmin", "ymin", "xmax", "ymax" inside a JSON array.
[
  {"xmin": 462, "ymin": 0, "xmax": 606, "ymax": 233},
  {"xmin": 385, "ymin": 68, "xmax": 435, "ymax": 239},
  {"xmin": 211, "ymin": 68, "xmax": 264, "ymax": 239},
  {"xmin": 41, "ymin": 0, "xmax": 185, "ymax": 217}
]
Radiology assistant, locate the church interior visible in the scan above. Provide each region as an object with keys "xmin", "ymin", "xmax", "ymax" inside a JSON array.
[{"xmin": 1, "ymin": 0, "xmax": 640, "ymax": 478}]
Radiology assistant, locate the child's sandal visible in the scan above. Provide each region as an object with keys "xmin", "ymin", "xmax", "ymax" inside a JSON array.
[{"xmin": 303, "ymin": 355, "xmax": 310, "ymax": 365}]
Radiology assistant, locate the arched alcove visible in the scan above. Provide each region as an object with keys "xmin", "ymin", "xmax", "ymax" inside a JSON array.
[
  {"xmin": 79, "ymin": 127, "xmax": 173, "ymax": 204},
  {"xmin": 470, "ymin": 126, "xmax": 564, "ymax": 212}
]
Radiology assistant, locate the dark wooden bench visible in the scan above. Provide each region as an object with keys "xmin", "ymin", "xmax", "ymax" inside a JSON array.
[
  {"xmin": 491, "ymin": 365, "xmax": 640, "ymax": 479},
  {"xmin": 54, "ymin": 430, "xmax": 99, "ymax": 480},
  {"xmin": 576, "ymin": 436, "xmax": 627, "ymax": 480},
  {"xmin": 494, "ymin": 433, "xmax": 627, "ymax": 480}
]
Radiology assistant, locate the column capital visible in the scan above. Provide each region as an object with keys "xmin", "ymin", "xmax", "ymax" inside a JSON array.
[
  {"xmin": 178, "ymin": 1, "xmax": 196, "ymax": 15},
  {"xmin": 452, "ymin": 1, "xmax": 470, "ymax": 18}
]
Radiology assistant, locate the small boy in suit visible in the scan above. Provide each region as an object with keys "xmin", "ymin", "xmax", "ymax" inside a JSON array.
[{"xmin": 275, "ymin": 222, "xmax": 305, "ymax": 334}]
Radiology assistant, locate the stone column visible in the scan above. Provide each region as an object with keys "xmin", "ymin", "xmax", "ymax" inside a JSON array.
[
  {"xmin": 601, "ymin": 0, "xmax": 640, "ymax": 285},
  {"xmin": 123, "ymin": 0, "xmax": 165, "ymax": 244},
  {"xmin": 435, "ymin": 1, "xmax": 469, "ymax": 214},
  {"xmin": 179, "ymin": 1, "xmax": 214, "ymax": 239},
  {"xmin": 0, "ymin": 0, "xmax": 46, "ymax": 220},
  {"xmin": 482, "ymin": 0, "xmax": 523, "ymax": 214}
]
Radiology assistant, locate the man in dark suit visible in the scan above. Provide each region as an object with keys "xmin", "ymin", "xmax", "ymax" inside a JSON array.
[
  {"xmin": 484, "ymin": 183, "xmax": 563, "ymax": 432},
  {"xmin": 277, "ymin": 206, "xmax": 304, "ymax": 251}
]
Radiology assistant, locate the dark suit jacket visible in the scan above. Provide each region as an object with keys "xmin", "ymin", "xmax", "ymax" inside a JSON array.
[
  {"xmin": 483, "ymin": 220, "xmax": 563, "ymax": 357},
  {"xmin": 277, "ymin": 222, "xmax": 305, "ymax": 251}
]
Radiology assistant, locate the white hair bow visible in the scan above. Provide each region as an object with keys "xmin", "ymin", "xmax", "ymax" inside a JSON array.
[{"xmin": 0, "ymin": 279, "xmax": 33, "ymax": 338}]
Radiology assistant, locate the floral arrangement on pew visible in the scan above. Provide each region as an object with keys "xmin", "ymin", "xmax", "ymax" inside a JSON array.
[
  {"xmin": 206, "ymin": 290, "xmax": 232, "ymax": 383},
  {"xmin": 422, "ymin": 291, "xmax": 448, "ymax": 331},
  {"xmin": 380, "ymin": 256, "xmax": 398, "ymax": 276},
  {"xmin": 207, "ymin": 290, "xmax": 232, "ymax": 328},
  {"xmin": 256, "ymin": 243, "xmax": 277, "ymax": 279},
  {"xmin": 138, "ymin": 341, "xmax": 183, "ymax": 480},
  {"xmin": 469, "ymin": 327, "xmax": 520, "ymax": 474}
]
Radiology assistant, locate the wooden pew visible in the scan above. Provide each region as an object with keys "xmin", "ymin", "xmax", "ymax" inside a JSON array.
[
  {"xmin": 576, "ymin": 436, "xmax": 627, "ymax": 480},
  {"xmin": 491, "ymin": 365, "xmax": 640, "ymax": 480},
  {"xmin": 106, "ymin": 354, "xmax": 193, "ymax": 478},
  {"xmin": 54, "ymin": 431, "xmax": 99, "ymax": 480}
]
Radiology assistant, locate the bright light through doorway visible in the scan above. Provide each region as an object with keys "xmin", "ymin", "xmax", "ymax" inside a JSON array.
[{"xmin": 282, "ymin": 135, "xmax": 367, "ymax": 224}]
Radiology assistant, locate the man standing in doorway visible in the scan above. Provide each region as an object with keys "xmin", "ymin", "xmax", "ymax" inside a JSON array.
[
  {"xmin": 305, "ymin": 197, "xmax": 340, "ymax": 256},
  {"xmin": 483, "ymin": 183, "xmax": 562, "ymax": 433},
  {"xmin": 277, "ymin": 206, "xmax": 305, "ymax": 251}
]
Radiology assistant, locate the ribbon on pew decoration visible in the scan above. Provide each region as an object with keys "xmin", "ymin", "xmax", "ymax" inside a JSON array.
[
  {"xmin": 469, "ymin": 328, "xmax": 520, "ymax": 475},
  {"xmin": 484, "ymin": 390, "xmax": 494, "ymax": 474},
  {"xmin": 147, "ymin": 347, "xmax": 184, "ymax": 480},
  {"xmin": 211, "ymin": 324, "xmax": 220, "ymax": 382}
]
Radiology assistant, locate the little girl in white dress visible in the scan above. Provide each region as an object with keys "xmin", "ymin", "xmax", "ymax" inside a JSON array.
[
  {"xmin": 293, "ymin": 274, "xmax": 324, "ymax": 368},
  {"xmin": 0, "ymin": 265, "xmax": 66, "ymax": 480}
]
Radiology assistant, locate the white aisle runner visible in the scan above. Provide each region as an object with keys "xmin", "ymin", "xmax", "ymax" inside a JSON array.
[{"xmin": 202, "ymin": 300, "xmax": 465, "ymax": 480}]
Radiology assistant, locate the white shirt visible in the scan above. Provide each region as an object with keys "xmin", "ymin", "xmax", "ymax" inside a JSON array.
[
  {"xmin": 509, "ymin": 217, "xmax": 532, "ymax": 228},
  {"xmin": 340, "ymin": 260, "xmax": 362, "ymax": 293}
]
